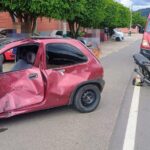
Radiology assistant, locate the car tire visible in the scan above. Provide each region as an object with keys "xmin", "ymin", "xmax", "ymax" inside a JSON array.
[
  {"xmin": 73, "ymin": 84, "xmax": 101, "ymax": 113},
  {"xmin": 116, "ymin": 37, "xmax": 121, "ymax": 41}
]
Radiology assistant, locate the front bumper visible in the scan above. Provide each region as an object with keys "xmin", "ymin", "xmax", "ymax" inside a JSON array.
[{"xmin": 97, "ymin": 78, "xmax": 105, "ymax": 91}]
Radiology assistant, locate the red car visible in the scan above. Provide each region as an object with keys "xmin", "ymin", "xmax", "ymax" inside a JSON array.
[
  {"xmin": 0, "ymin": 37, "xmax": 104, "ymax": 118},
  {"xmin": 4, "ymin": 49, "xmax": 15, "ymax": 61},
  {"xmin": 0, "ymin": 38, "xmax": 15, "ymax": 61},
  {"xmin": 140, "ymin": 14, "xmax": 150, "ymax": 59}
]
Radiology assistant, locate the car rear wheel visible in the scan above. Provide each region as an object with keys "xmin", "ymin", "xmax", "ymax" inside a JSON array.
[
  {"xmin": 116, "ymin": 37, "xmax": 121, "ymax": 41},
  {"xmin": 73, "ymin": 84, "xmax": 101, "ymax": 113}
]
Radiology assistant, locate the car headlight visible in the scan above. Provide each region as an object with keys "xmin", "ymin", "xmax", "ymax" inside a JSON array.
[{"xmin": 142, "ymin": 40, "xmax": 150, "ymax": 47}]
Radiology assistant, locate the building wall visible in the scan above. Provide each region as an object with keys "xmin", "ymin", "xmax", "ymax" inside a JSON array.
[
  {"xmin": 118, "ymin": 27, "xmax": 139, "ymax": 33},
  {"xmin": 37, "ymin": 18, "xmax": 62, "ymax": 32},
  {"xmin": 0, "ymin": 12, "xmax": 13, "ymax": 28},
  {"xmin": 0, "ymin": 12, "xmax": 62, "ymax": 32}
]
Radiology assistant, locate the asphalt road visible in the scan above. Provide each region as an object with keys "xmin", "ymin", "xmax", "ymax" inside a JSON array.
[{"xmin": 0, "ymin": 37, "xmax": 148, "ymax": 150}]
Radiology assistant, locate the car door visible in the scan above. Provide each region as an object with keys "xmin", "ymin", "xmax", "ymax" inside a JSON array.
[
  {"xmin": 44, "ymin": 42, "xmax": 88, "ymax": 107},
  {"xmin": 0, "ymin": 41, "xmax": 45, "ymax": 113}
]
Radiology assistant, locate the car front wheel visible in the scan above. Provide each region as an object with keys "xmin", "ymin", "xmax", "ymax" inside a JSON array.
[
  {"xmin": 73, "ymin": 84, "xmax": 101, "ymax": 113},
  {"xmin": 116, "ymin": 37, "xmax": 121, "ymax": 41}
]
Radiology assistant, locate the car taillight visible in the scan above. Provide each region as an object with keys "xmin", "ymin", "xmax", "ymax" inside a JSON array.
[{"xmin": 142, "ymin": 40, "xmax": 150, "ymax": 47}]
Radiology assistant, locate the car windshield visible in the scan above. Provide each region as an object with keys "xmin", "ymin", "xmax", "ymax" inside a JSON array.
[{"xmin": 146, "ymin": 19, "xmax": 150, "ymax": 32}]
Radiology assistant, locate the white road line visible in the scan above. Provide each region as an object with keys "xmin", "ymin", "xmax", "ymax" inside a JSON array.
[{"xmin": 123, "ymin": 86, "xmax": 141, "ymax": 150}]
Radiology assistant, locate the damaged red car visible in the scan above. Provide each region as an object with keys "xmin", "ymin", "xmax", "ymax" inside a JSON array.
[{"xmin": 0, "ymin": 37, "xmax": 104, "ymax": 118}]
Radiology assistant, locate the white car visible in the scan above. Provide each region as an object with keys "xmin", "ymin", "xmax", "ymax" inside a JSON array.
[
  {"xmin": 111, "ymin": 29, "xmax": 124, "ymax": 41},
  {"xmin": 50, "ymin": 30, "xmax": 72, "ymax": 37}
]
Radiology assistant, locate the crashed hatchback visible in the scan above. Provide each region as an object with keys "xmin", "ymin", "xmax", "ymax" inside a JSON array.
[{"xmin": 0, "ymin": 37, "xmax": 104, "ymax": 118}]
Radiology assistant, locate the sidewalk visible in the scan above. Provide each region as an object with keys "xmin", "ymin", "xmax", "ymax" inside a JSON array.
[{"xmin": 100, "ymin": 34, "xmax": 143, "ymax": 58}]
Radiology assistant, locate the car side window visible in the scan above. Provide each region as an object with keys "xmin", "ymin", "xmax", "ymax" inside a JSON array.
[
  {"xmin": 46, "ymin": 43, "xmax": 87, "ymax": 69},
  {"xmin": 0, "ymin": 44, "xmax": 39, "ymax": 73}
]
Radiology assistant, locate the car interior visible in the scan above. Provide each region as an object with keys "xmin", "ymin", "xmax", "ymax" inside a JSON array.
[{"xmin": 2, "ymin": 44, "xmax": 39, "ymax": 72}]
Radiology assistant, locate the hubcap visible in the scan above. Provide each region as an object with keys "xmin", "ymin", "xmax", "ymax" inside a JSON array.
[{"xmin": 81, "ymin": 90, "xmax": 96, "ymax": 106}]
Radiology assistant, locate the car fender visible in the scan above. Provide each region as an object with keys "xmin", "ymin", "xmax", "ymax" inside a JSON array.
[{"xmin": 69, "ymin": 78, "xmax": 105, "ymax": 105}]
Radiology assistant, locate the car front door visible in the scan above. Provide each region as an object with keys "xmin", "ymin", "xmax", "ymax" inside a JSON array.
[{"xmin": 0, "ymin": 41, "xmax": 45, "ymax": 113}]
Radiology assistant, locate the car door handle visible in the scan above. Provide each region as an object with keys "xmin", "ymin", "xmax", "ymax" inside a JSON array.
[{"xmin": 28, "ymin": 73, "xmax": 38, "ymax": 79}]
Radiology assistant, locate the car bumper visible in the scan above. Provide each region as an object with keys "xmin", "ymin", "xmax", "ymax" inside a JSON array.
[{"xmin": 96, "ymin": 77, "xmax": 105, "ymax": 91}]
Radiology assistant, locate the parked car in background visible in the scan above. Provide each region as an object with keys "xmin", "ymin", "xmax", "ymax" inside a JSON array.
[
  {"xmin": 3, "ymin": 48, "xmax": 15, "ymax": 61},
  {"xmin": 0, "ymin": 37, "xmax": 105, "ymax": 118},
  {"xmin": 0, "ymin": 33, "xmax": 6, "ymax": 38},
  {"xmin": 0, "ymin": 38, "xmax": 15, "ymax": 61},
  {"xmin": 140, "ymin": 14, "xmax": 150, "ymax": 59},
  {"xmin": 111, "ymin": 29, "xmax": 124, "ymax": 41},
  {"xmin": 0, "ymin": 28, "xmax": 16, "ymax": 36},
  {"xmin": 50, "ymin": 30, "xmax": 72, "ymax": 37}
]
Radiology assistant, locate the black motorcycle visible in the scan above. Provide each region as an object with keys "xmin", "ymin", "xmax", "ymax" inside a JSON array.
[{"xmin": 133, "ymin": 53, "xmax": 150, "ymax": 86}]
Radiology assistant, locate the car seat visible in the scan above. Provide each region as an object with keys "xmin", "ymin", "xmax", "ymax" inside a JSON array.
[
  {"xmin": 11, "ymin": 52, "xmax": 35, "ymax": 71},
  {"xmin": 26, "ymin": 51, "xmax": 36, "ymax": 65}
]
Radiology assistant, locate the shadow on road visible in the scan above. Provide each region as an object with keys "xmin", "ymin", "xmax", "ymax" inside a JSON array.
[{"xmin": 0, "ymin": 106, "xmax": 76, "ymax": 131}]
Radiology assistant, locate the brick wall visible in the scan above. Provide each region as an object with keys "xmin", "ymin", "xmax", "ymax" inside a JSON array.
[
  {"xmin": 0, "ymin": 12, "xmax": 62, "ymax": 32},
  {"xmin": 37, "ymin": 18, "xmax": 62, "ymax": 31},
  {"xmin": 0, "ymin": 12, "xmax": 13, "ymax": 28},
  {"xmin": 118, "ymin": 27, "xmax": 139, "ymax": 33}
]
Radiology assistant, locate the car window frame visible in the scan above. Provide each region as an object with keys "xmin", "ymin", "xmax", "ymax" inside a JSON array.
[
  {"xmin": 0, "ymin": 42, "xmax": 42, "ymax": 74},
  {"xmin": 45, "ymin": 42, "xmax": 88, "ymax": 69}
]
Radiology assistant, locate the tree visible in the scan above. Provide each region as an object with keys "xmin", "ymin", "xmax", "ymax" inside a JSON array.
[
  {"xmin": 132, "ymin": 12, "xmax": 147, "ymax": 27},
  {"xmin": 80, "ymin": 0, "xmax": 107, "ymax": 28},
  {"xmin": 0, "ymin": 0, "xmax": 56, "ymax": 33},
  {"xmin": 52, "ymin": 0, "xmax": 108, "ymax": 38},
  {"xmin": 100, "ymin": 0, "xmax": 130, "ymax": 29},
  {"xmin": 49, "ymin": 0, "xmax": 86, "ymax": 38}
]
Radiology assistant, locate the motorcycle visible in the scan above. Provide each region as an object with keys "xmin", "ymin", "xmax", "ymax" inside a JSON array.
[{"xmin": 133, "ymin": 53, "xmax": 150, "ymax": 86}]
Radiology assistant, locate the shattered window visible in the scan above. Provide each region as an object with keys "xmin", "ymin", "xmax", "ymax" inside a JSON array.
[
  {"xmin": 0, "ymin": 44, "xmax": 39, "ymax": 73},
  {"xmin": 46, "ymin": 43, "xmax": 87, "ymax": 69}
]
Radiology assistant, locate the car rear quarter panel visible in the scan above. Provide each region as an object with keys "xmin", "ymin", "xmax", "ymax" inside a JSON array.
[{"xmin": 42, "ymin": 39, "xmax": 104, "ymax": 106}]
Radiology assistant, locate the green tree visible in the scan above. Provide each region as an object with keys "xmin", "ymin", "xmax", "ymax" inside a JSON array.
[
  {"xmin": 50, "ymin": 0, "xmax": 86, "ymax": 38},
  {"xmin": 0, "ymin": 0, "xmax": 56, "ymax": 33},
  {"xmin": 132, "ymin": 12, "xmax": 147, "ymax": 27},
  {"xmin": 80, "ymin": 0, "xmax": 107, "ymax": 28},
  {"xmin": 53, "ymin": 0, "xmax": 108, "ymax": 38},
  {"xmin": 101, "ymin": 0, "xmax": 130, "ymax": 29}
]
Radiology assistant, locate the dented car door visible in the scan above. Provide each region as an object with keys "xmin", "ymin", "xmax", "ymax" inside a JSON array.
[
  {"xmin": 0, "ymin": 41, "xmax": 45, "ymax": 113},
  {"xmin": 0, "ymin": 68, "xmax": 44, "ymax": 113}
]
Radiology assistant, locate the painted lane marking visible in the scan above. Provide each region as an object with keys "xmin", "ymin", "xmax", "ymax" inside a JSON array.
[{"xmin": 123, "ymin": 86, "xmax": 140, "ymax": 150}]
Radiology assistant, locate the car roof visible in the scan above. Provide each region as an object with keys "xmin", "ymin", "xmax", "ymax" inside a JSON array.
[{"xmin": 0, "ymin": 37, "xmax": 82, "ymax": 54}]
